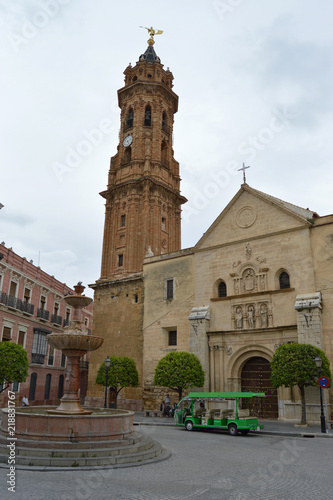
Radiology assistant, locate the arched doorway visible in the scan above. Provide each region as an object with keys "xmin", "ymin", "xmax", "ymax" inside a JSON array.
[{"xmin": 241, "ymin": 357, "xmax": 278, "ymax": 419}]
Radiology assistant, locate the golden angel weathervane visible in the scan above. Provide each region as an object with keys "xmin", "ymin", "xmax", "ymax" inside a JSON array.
[{"xmin": 140, "ymin": 26, "xmax": 163, "ymax": 45}]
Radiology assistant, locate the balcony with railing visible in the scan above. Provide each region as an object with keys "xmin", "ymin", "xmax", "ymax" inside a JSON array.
[
  {"xmin": 51, "ymin": 314, "xmax": 63, "ymax": 326},
  {"xmin": 0, "ymin": 291, "xmax": 7, "ymax": 305},
  {"xmin": 37, "ymin": 308, "xmax": 50, "ymax": 321},
  {"xmin": 31, "ymin": 353, "xmax": 45, "ymax": 365},
  {"xmin": 3, "ymin": 294, "xmax": 35, "ymax": 315},
  {"xmin": 6, "ymin": 295, "xmax": 19, "ymax": 310},
  {"xmin": 20, "ymin": 301, "xmax": 34, "ymax": 315}
]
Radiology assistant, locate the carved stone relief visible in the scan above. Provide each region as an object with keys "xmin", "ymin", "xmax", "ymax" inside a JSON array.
[
  {"xmin": 236, "ymin": 206, "xmax": 256, "ymax": 228},
  {"xmin": 232, "ymin": 301, "xmax": 272, "ymax": 330},
  {"xmin": 230, "ymin": 265, "xmax": 268, "ymax": 295}
]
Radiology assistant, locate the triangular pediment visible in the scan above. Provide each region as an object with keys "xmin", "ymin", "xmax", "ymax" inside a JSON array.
[{"xmin": 195, "ymin": 184, "xmax": 316, "ymax": 250}]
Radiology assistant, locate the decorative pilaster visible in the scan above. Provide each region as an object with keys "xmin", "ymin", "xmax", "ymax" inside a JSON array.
[
  {"xmin": 188, "ymin": 306, "xmax": 210, "ymax": 390},
  {"xmin": 295, "ymin": 292, "xmax": 323, "ymax": 347}
]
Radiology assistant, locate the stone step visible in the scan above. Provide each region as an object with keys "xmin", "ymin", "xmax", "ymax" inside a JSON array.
[
  {"xmin": 0, "ymin": 431, "xmax": 143, "ymax": 450},
  {"xmin": 0, "ymin": 439, "xmax": 163, "ymax": 467},
  {"xmin": 0, "ymin": 434, "xmax": 154, "ymax": 459}
]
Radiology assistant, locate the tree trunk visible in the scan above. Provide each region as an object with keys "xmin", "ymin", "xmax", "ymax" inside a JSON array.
[
  {"xmin": 300, "ymin": 385, "xmax": 307, "ymax": 425},
  {"xmin": 178, "ymin": 387, "xmax": 182, "ymax": 401}
]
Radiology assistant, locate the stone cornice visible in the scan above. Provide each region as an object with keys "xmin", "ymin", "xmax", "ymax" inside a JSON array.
[{"xmin": 211, "ymin": 288, "xmax": 295, "ymax": 301}]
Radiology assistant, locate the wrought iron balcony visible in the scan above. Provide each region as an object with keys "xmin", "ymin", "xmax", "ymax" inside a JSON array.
[
  {"xmin": 0, "ymin": 291, "xmax": 7, "ymax": 305},
  {"xmin": 6, "ymin": 295, "xmax": 21, "ymax": 310},
  {"xmin": 20, "ymin": 301, "xmax": 34, "ymax": 315},
  {"xmin": 31, "ymin": 353, "xmax": 45, "ymax": 365},
  {"xmin": 51, "ymin": 314, "xmax": 63, "ymax": 326},
  {"xmin": 63, "ymin": 318, "xmax": 70, "ymax": 327},
  {"xmin": 37, "ymin": 308, "xmax": 50, "ymax": 321}
]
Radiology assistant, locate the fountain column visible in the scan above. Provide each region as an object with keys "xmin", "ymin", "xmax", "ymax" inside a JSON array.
[{"xmin": 47, "ymin": 282, "xmax": 103, "ymax": 415}]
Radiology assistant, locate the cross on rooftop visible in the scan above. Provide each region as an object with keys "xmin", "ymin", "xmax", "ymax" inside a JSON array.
[{"xmin": 238, "ymin": 163, "xmax": 251, "ymax": 183}]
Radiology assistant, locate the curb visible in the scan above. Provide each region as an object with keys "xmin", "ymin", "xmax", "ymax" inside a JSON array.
[{"xmin": 134, "ymin": 420, "xmax": 333, "ymax": 438}]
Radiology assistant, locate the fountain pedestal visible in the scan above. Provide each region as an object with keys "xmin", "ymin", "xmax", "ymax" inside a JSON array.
[
  {"xmin": 0, "ymin": 282, "xmax": 168, "ymax": 468},
  {"xmin": 46, "ymin": 283, "xmax": 103, "ymax": 415}
]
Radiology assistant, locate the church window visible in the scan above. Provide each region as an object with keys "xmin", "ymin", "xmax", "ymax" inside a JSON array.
[
  {"xmin": 162, "ymin": 217, "xmax": 166, "ymax": 230},
  {"xmin": 162, "ymin": 111, "xmax": 169, "ymax": 134},
  {"xmin": 165, "ymin": 279, "xmax": 174, "ymax": 300},
  {"xmin": 168, "ymin": 330, "xmax": 177, "ymax": 346},
  {"xmin": 121, "ymin": 214, "xmax": 126, "ymax": 227},
  {"xmin": 279, "ymin": 271, "xmax": 290, "ymax": 289},
  {"xmin": 161, "ymin": 140, "xmax": 168, "ymax": 166},
  {"xmin": 218, "ymin": 281, "xmax": 227, "ymax": 298},
  {"xmin": 144, "ymin": 105, "xmax": 151, "ymax": 126},
  {"xmin": 132, "ymin": 76, "xmax": 137, "ymax": 82},
  {"xmin": 125, "ymin": 108, "xmax": 134, "ymax": 130},
  {"xmin": 124, "ymin": 146, "xmax": 131, "ymax": 163},
  {"xmin": 118, "ymin": 254, "xmax": 124, "ymax": 267}
]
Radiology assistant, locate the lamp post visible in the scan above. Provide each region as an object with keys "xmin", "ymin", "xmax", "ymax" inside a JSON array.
[
  {"xmin": 104, "ymin": 356, "xmax": 111, "ymax": 409},
  {"xmin": 314, "ymin": 355, "xmax": 326, "ymax": 433}
]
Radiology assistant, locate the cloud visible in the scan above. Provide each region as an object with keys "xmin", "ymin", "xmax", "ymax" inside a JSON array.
[{"xmin": 1, "ymin": 211, "xmax": 36, "ymax": 227}]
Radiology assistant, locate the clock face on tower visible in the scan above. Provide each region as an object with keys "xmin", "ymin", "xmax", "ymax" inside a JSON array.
[{"xmin": 123, "ymin": 135, "xmax": 133, "ymax": 147}]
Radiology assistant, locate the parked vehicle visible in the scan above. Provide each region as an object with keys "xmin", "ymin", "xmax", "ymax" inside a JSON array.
[{"xmin": 174, "ymin": 391, "xmax": 265, "ymax": 436}]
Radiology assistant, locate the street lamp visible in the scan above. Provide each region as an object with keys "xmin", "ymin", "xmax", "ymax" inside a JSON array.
[
  {"xmin": 314, "ymin": 355, "xmax": 326, "ymax": 433},
  {"xmin": 104, "ymin": 356, "xmax": 111, "ymax": 409}
]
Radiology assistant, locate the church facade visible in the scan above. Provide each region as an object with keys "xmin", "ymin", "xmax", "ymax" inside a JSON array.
[
  {"xmin": 142, "ymin": 184, "xmax": 333, "ymax": 422},
  {"xmin": 87, "ymin": 38, "xmax": 332, "ymax": 422}
]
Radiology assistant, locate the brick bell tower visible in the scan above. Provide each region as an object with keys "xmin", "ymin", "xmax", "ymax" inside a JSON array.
[{"xmin": 87, "ymin": 32, "xmax": 186, "ymax": 409}]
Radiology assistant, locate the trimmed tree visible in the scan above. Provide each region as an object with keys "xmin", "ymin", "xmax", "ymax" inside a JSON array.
[
  {"xmin": 153, "ymin": 351, "xmax": 205, "ymax": 401},
  {"xmin": 270, "ymin": 343, "xmax": 331, "ymax": 425},
  {"xmin": 0, "ymin": 342, "xmax": 29, "ymax": 393},
  {"xmin": 95, "ymin": 356, "xmax": 139, "ymax": 408}
]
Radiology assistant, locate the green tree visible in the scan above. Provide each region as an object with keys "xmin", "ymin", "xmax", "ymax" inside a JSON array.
[
  {"xmin": 95, "ymin": 356, "xmax": 139, "ymax": 408},
  {"xmin": 0, "ymin": 342, "xmax": 29, "ymax": 393},
  {"xmin": 153, "ymin": 351, "xmax": 205, "ymax": 401},
  {"xmin": 270, "ymin": 343, "xmax": 331, "ymax": 425}
]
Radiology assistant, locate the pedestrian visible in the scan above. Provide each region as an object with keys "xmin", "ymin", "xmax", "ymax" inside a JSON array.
[{"xmin": 22, "ymin": 395, "xmax": 29, "ymax": 406}]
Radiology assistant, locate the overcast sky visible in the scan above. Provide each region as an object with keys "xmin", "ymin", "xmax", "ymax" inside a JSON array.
[{"xmin": 1, "ymin": 0, "xmax": 332, "ymax": 297}]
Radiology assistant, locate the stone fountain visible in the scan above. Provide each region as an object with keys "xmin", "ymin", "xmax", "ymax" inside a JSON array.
[
  {"xmin": 0, "ymin": 283, "xmax": 168, "ymax": 468},
  {"xmin": 46, "ymin": 282, "xmax": 102, "ymax": 415}
]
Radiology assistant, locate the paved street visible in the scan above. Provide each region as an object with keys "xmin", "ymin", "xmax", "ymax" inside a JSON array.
[{"xmin": 1, "ymin": 424, "xmax": 333, "ymax": 500}]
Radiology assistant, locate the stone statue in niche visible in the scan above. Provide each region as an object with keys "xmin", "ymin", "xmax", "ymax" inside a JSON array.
[
  {"xmin": 243, "ymin": 269, "xmax": 256, "ymax": 292},
  {"xmin": 245, "ymin": 242, "xmax": 252, "ymax": 260},
  {"xmin": 260, "ymin": 303, "xmax": 268, "ymax": 328},
  {"xmin": 235, "ymin": 307, "xmax": 243, "ymax": 329},
  {"xmin": 260, "ymin": 274, "xmax": 266, "ymax": 291},
  {"xmin": 247, "ymin": 305, "xmax": 255, "ymax": 329}
]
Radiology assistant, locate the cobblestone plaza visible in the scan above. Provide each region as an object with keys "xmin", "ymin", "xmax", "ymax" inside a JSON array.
[{"xmin": 1, "ymin": 425, "xmax": 332, "ymax": 500}]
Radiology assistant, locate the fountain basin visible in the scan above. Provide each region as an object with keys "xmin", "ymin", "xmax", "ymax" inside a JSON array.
[
  {"xmin": 47, "ymin": 333, "xmax": 103, "ymax": 352},
  {"xmin": 0, "ymin": 407, "xmax": 168, "ymax": 467},
  {"xmin": 0, "ymin": 407, "xmax": 134, "ymax": 444}
]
